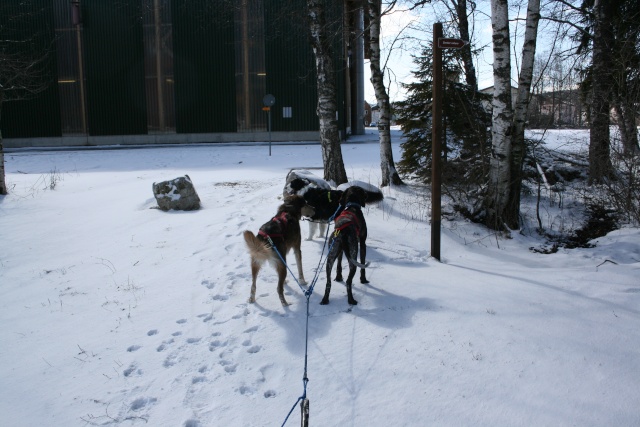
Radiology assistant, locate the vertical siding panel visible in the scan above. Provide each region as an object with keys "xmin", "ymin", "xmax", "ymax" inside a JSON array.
[
  {"xmin": 83, "ymin": 0, "xmax": 147, "ymax": 136},
  {"xmin": 264, "ymin": 0, "xmax": 318, "ymax": 132},
  {"xmin": 172, "ymin": 0, "xmax": 236, "ymax": 133}
]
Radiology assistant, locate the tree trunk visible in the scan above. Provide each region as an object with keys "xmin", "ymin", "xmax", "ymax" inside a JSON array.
[
  {"xmin": 367, "ymin": 0, "xmax": 403, "ymax": 187},
  {"xmin": 0, "ymin": 94, "xmax": 6, "ymax": 195},
  {"xmin": 307, "ymin": 0, "xmax": 348, "ymax": 185},
  {"xmin": 509, "ymin": 0, "xmax": 540, "ymax": 222},
  {"xmin": 454, "ymin": 0, "xmax": 478, "ymax": 92},
  {"xmin": 485, "ymin": 0, "xmax": 515, "ymax": 230},
  {"xmin": 613, "ymin": 94, "xmax": 640, "ymax": 156},
  {"xmin": 589, "ymin": 0, "xmax": 614, "ymax": 183}
]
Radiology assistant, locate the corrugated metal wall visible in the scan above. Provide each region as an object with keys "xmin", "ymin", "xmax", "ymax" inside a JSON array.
[
  {"xmin": 264, "ymin": 0, "xmax": 319, "ymax": 132},
  {"xmin": 2, "ymin": 0, "xmax": 350, "ymax": 141},
  {"xmin": 82, "ymin": 0, "xmax": 148, "ymax": 136},
  {"xmin": 0, "ymin": 0, "xmax": 61, "ymax": 138},
  {"xmin": 172, "ymin": 0, "xmax": 236, "ymax": 133}
]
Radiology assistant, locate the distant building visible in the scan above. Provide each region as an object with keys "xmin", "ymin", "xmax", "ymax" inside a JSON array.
[{"xmin": 2, "ymin": 0, "xmax": 366, "ymax": 148}]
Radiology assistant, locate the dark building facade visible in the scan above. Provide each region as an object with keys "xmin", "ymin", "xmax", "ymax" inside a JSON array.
[{"xmin": 1, "ymin": 0, "xmax": 365, "ymax": 148}]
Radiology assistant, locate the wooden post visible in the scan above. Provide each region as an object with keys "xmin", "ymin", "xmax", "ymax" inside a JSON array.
[
  {"xmin": 300, "ymin": 398, "xmax": 309, "ymax": 427},
  {"xmin": 431, "ymin": 23, "xmax": 443, "ymax": 261}
]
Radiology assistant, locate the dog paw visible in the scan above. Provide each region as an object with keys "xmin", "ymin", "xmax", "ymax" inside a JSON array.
[
  {"xmin": 360, "ymin": 278, "xmax": 369, "ymax": 284},
  {"xmin": 319, "ymin": 299, "xmax": 329, "ymax": 305},
  {"xmin": 348, "ymin": 299, "xmax": 358, "ymax": 306},
  {"xmin": 248, "ymin": 296, "xmax": 256, "ymax": 304}
]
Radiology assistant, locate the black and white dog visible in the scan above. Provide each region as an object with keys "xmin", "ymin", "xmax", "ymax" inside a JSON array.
[{"xmin": 283, "ymin": 170, "xmax": 383, "ymax": 241}]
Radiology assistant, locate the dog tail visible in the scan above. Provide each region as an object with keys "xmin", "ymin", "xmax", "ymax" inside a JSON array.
[
  {"xmin": 243, "ymin": 231, "xmax": 276, "ymax": 264},
  {"xmin": 347, "ymin": 256, "xmax": 371, "ymax": 269},
  {"xmin": 365, "ymin": 189, "xmax": 384, "ymax": 204}
]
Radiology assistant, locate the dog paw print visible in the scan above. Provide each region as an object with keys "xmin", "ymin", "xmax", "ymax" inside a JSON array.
[
  {"xmin": 156, "ymin": 338, "xmax": 174, "ymax": 352},
  {"xmin": 197, "ymin": 313, "xmax": 214, "ymax": 323},
  {"xmin": 219, "ymin": 360, "xmax": 237, "ymax": 373},
  {"xmin": 130, "ymin": 397, "xmax": 157, "ymax": 411},
  {"xmin": 247, "ymin": 345, "xmax": 261, "ymax": 354},
  {"xmin": 201, "ymin": 280, "xmax": 215, "ymax": 289},
  {"xmin": 123, "ymin": 363, "xmax": 143, "ymax": 377}
]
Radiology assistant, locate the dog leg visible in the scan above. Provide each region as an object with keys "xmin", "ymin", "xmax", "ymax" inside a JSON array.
[
  {"xmin": 346, "ymin": 241, "xmax": 359, "ymax": 305},
  {"xmin": 306, "ymin": 222, "xmax": 316, "ymax": 241},
  {"xmin": 276, "ymin": 259, "xmax": 290, "ymax": 306},
  {"xmin": 294, "ymin": 244, "xmax": 307, "ymax": 286},
  {"xmin": 319, "ymin": 222, "xmax": 327, "ymax": 238},
  {"xmin": 249, "ymin": 259, "xmax": 261, "ymax": 303},
  {"xmin": 334, "ymin": 251, "xmax": 344, "ymax": 282},
  {"xmin": 321, "ymin": 240, "xmax": 340, "ymax": 305},
  {"xmin": 359, "ymin": 237, "xmax": 369, "ymax": 284}
]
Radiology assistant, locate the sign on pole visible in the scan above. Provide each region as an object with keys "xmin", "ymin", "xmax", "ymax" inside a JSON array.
[
  {"xmin": 437, "ymin": 38, "xmax": 467, "ymax": 49},
  {"xmin": 431, "ymin": 26, "xmax": 468, "ymax": 261}
]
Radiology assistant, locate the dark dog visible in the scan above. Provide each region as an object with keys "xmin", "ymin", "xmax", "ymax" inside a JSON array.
[
  {"xmin": 287, "ymin": 178, "xmax": 383, "ymax": 241},
  {"xmin": 243, "ymin": 196, "xmax": 308, "ymax": 306},
  {"xmin": 320, "ymin": 186, "xmax": 371, "ymax": 306}
]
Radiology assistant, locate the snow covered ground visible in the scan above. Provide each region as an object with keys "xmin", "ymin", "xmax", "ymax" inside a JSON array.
[{"xmin": 1, "ymin": 129, "xmax": 639, "ymax": 426}]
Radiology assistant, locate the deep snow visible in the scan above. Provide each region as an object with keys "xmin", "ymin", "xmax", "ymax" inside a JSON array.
[{"xmin": 1, "ymin": 130, "xmax": 639, "ymax": 426}]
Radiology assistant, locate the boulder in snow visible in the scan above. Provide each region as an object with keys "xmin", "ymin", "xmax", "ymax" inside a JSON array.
[{"xmin": 152, "ymin": 175, "xmax": 201, "ymax": 211}]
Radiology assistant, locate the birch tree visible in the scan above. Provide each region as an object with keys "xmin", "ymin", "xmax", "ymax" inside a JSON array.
[
  {"xmin": 508, "ymin": 0, "xmax": 541, "ymax": 221},
  {"xmin": 485, "ymin": 0, "xmax": 515, "ymax": 230},
  {"xmin": 306, "ymin": 0, "xmax": 348, "ymax": 185},
  {"xmin": 366, "ymin": 0, "xmax": 404, "ymax": 186},
  {"xmin": 483, "ymin": 0, "xmax": 541, "ymax": 230}
]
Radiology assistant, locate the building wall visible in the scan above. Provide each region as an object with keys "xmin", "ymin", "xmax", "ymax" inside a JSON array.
[{"xmin": 2, "ymin": 0, "xmax": 353, "ymax": 147}]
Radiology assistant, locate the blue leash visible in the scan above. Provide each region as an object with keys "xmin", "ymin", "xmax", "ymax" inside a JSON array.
[{"xmin": 275, "ymin": 205, "xmax": 341, "ymax": 427}]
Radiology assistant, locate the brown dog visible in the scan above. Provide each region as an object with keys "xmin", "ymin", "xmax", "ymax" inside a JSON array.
[{"xmin": 243, "ymin": 196, "xmax": 309, "ymax": 306}]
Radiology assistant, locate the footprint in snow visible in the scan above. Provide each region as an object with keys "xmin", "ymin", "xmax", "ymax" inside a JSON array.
[
  {"xmin": 123, "ymin": 363, "xmax": 143, "ymax": 377},
  {"xmin": 201, "ymin": 280, "xmax": 215, "ymax": 289},
  {"xmin": 147, "ymin": 329, "xmax": 158, "ymax": 336},
  {"xmin": 127, "ymin": 345, "xmax": 141, "ymax": 352},
  {"xmin": 176, "ymin": 319, "xmax": 187, "ymax": 324},
  {"xmin": 130, "ymin": 397, "xmax": 157, "ymax": 411}
]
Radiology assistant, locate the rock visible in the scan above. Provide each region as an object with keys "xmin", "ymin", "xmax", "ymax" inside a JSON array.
[{"xmin": 152, "ymin": 175, "xmax": 201, "ymax": 211}]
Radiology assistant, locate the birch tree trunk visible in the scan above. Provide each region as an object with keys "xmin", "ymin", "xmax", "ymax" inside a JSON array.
[
  {"xmin": 509, "ymin": 0, "xmax": 540, "ymax": 218},
  {"xmin": 589, "ymin": 0, "xmax": 614, "ymax": 182},
  {"xmin": 0, "ymin": 94, "xmax": 6, "ymax": 195},
  {"xmin": 307, "ymin": 0, "xmax": 348, "ymax": 185},
  {"xmin": 367, "ymin": 0, "xmax": 403, "ymax": 187},
  {"xmin": 485, "ymin": 0, "xmax": 515, "ymax": 230}
]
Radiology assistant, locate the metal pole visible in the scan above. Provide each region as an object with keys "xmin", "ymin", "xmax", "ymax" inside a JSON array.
[
  {"xmin": 268, "ymin": 109, "xmax": 272, "ymax": 156},
  {"xmin": 300, "ymin": 398, "xmax": 309, "ymax": 427},
  {"xmin": 431, "ymin": 23, "xmax": 443, "ymax": 261}
]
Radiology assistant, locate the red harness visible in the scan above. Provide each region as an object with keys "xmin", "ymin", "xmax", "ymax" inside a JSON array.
[
  {"xmin": 258, "ymin": 211, "xmax": 289, "ymax": 240},
  {"xmin": 334, "ymin": 209, "xmax": 360, "ymax": 236}
]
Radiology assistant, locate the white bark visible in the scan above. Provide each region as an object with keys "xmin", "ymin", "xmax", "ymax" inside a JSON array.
[
  {"xmin": 487, "ymin": 0, "xmax": 514, "ymax": 228},
  {"xmin": 367, "ymin": 0, "xmax": 402, "ymax": 186}
]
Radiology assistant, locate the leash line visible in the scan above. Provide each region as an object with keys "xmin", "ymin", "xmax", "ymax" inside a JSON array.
[{"xmin": 278, "ymin": 204, "xmax": 342, "ymax": 426}]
